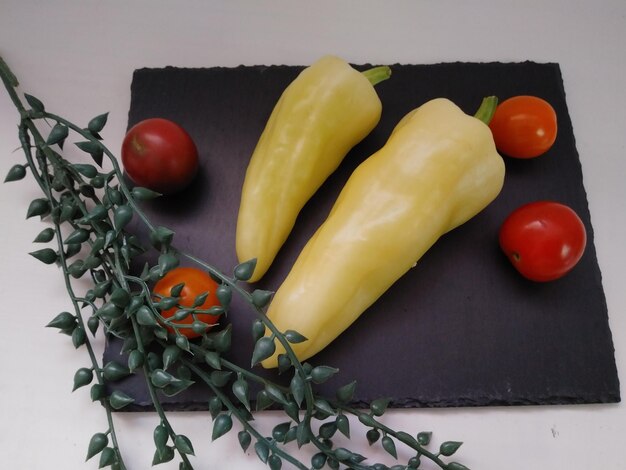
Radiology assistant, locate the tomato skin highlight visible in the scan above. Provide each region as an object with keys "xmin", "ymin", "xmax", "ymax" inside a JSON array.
[
  {"xmin": 499, "ymin": 201, "xmax": 587, "ymax": 282},
  {"xmin": 489, "ymin": 96, "xmax": 557, "ymax": 159},
  {"xmin": 121, "ymin": 118, "xmax": 198, "ymax": 194},
  {"xmin": 153, "ymin": 267, "xmax": 221, "ymax": 338}
]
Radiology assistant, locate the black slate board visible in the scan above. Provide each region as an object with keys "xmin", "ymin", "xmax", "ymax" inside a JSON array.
[{"xmin": 105, "ymin": 61, "xmax": 620, "ymax": 410}]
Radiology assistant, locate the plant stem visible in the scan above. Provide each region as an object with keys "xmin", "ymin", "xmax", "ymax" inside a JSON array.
[{"xmin": 362, "ymin": 65, "xmax": 392, "ymax": 86}]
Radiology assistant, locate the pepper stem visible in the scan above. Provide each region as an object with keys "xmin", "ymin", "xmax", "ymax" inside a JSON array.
[
  {"xmin": 362, "ymin": 65, "xmax": 392, "ymax": 86},
  {"xmin": 474, "ymin": 96, "xmax": 499, "ymax": 125}
]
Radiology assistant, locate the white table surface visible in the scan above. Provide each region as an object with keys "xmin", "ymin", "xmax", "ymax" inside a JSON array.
[{"xmin": 1, "ymin": 1, "xmax": 625, "ymax": 469}]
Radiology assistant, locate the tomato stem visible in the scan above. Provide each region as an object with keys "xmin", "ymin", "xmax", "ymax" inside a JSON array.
[{"xmin": 474, "ymin": 96, "xmax": 499, "ymax": 125}]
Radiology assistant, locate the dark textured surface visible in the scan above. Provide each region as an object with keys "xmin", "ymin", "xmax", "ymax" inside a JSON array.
[{"xmin": 105, "ymin": 61, "xmax": 620, "ymax": 411}]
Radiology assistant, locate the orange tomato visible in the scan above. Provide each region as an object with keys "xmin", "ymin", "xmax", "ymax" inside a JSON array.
[{"xmin": 153, "ymin": 267, "xmax": 221, "ymax": 338}]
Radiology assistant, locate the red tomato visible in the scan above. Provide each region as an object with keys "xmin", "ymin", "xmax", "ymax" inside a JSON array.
[
  {"xmin": 153, "ymin": 267, "xmax": 221, "ymax": 338},
  {"xmin": 499, "ymin": 201, "xmax": 587, "ymax": 282},
  {"xmin": 489, "ymin": 96, "xmax": 557, "ymax": 159},
  {"xmin": 121, "ymin": 118, "xmax": 198, "ymax": 194}
]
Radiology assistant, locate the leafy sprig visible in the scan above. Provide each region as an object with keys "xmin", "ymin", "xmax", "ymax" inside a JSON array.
[{"xmin": 0, "ymin": 55, "xmax": 469, "ymax": 470}]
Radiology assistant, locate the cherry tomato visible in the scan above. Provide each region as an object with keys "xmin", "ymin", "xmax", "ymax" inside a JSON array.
[
  {"xmin": 153, "ymin": 267, "xmax": 222, "ymax": 338},
  {"xmin": 121, "ymin": 118, "xmax": 198, "ymax": 194},
  {"xmin": 489, "ymin": 96, "xmax": 557, "ymax": 159},
  {"xmin": 499, "ymin": 201, "xmax": 586, "ymax": 282}
]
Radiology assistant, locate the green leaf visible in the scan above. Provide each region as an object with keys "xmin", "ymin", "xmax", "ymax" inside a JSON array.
[
  {"xmin": 237, "ymin": 430, "xmax": 251, "ymax": 452},
  {"xmin": 358, "ymin": 413, "xmax": 378, "ymax": 428},
  {"xmin": 370, "ymin": 397, "xmax": 391, "ymax": 416},
  {"xmin": 396, "ymin": 431, "xmax": 418, "ymax": 448},
  {"xmin": 254, "ymin": 441, "xmax": 270, "ymax": 463},
  {"xmin": 98, "ymin": 446, "xmax": 116, "ymax": 468},
  {"xmin": 232, "ymin": 379, "xmax": 251, "ymax": 411},
  {"xmin": 26, "ymin": 198, "xmax": 50, "ymax": 218},
  {"xmin": 255, "ymin": 389, "xmax": 273, "ymax": 411},
  {"xmin": 284, "ymin": 330, "xmax": 308, "ymax": 343},
  {"xmin": 151, "ymin": 369, "xmax": 181, "ymax": 388},
  {"xmin": 208, "ymin": 396, "xmax": 222, "ymax": 419},
  {"xmin": 439, "ymin": 441, "xmax": 463, "ymax": 457},
  {"xmin": 233, "ymin": 259, "xmax": 256, "ymax": 281},
  {"xmin": 113, "ymin": 205, "xmax": 133, "ymax": 232},
  {"xmin": 33, "ymin": 227, "xmax": 55, "ymax": 243},
  {"xmin": 211, "ymin": 414, "xmax": 232, "ymax": 441},
  {"xmin": 150, "ymin": 226, "xmax": 175, "ymax": 249},
  {"xmin": 127, "ymin": 350, "xmax": 144, "ymax": 372},
  {"xmin": 86, "ymin": 432, "xmax": 108, "ymax": 461},
  {"xmin": 366, "ymin": 428, "xmax": 380, "ymax": 446},
  {"xmin": 131, "ymin": 186, "xmax": 161, "ymax": 201},
  {"xmin": 334, "ymin": 448, "xmax": 353, "ymax": 462},
  {"xmin": 73, "ymin": 367, "xmax": 93, "ymax": 391},
  {"xmin": 311, "ymin": 453, "xmax": 327, "ymax": 469},
  {"xmin": 136, "ymin": 305, "xmax": 158, "ymax": 326},
  {"xmin": 417, "ymin": 431, "xmax": 432, "ymax": 446},
  {"xmin": 175, "ymin": 334, "xmax": 190, "ymax": 352},
  {"xmin": 110, "ymin": 287, "xmax": 131, "ymax": 308},
  {"xmin": 153, "ymin": 423, "xmax": 169, "ymax": 457},
  {"xmin": 102, "ymin": 361, "xmax": 131, "ymax": 382},
  {"xmin": 4, "ymin": 164, "xmax": 26, "ymax": 182},
  {"xmin": 268, "ymin": 454, "xmax": 282, "ymax": 470},
  {"xmin": 215, "ymin": 284, "xmax": 232, "ymax": 307},
  {"xmin": 314, "ymin": 398, "xmax": 334, "ymax": 417},
  {"xmin": 174, "ymin": 434, "xmax": 194, "ymax": 456},
  {"xmin": 251, "ymin": 319, "xmax": 265, "ymax": 342},
  {"xmin": 90, "ymin": 384, "xmax": 106, "ymax": 402},
  {"xmin": 251, "ymin": 289, "xmax": 273, "ymax": 308},
  {"xmin": 24, "ymin": 93, "xmax": 44, "ymax": 112},
  {"xmin": 158, "ymin": 252, "xmax": 179, "ymax": 275},
  {"xmin": 336, "ymin": 380, "xmax": 357, "ymax": 403},
  {"xmin": 318, "ymin": 422, "xmax": 337, "ymax": 439},
  {"xmin": 151, "ymin": 445, "xmax": 174, "ymax": 465},
  {"xmin": 382, "ymin": 435, "xmax": 397, "ymax": 459},
  {"xmin": 72, "ymin": 326, "xmax": 86, "ymax": 348},
  {"xmin": 265, "ymin": 383, "xmax": 288, "ymax": 405},
  {"xmin": 289, "ymin": 373, "xmax": 305, "ymax": 407},
  {"xmin": 296, "ymin": 421, "xmax": 310, "ymax": 448},
  {"xmin": 310, "ymin": 366, "xmax": 339, "ymax": 384},
  {"xmin": 336, "ymin": 414, "xmax": 350, "ymax": 438},
  {"xmin": 87, "ymin": 316, "xmax": 100, "ymax": 336},
  {"xmin": 272, "ymin": 422, "xmax": 291, "ymax": 442},
  {"xmin": 108, "ymin": 390, "xmax": 134, "ymax": 410},
  {"xmin": 75, "ymin": 140, "xmax": 103, "ymax": 167},
  {"xmin": 163, "ymin": 345, "xmax": 181, "ymax": 370},
  {"xmin": 73, "ymin": 163, "xmax": 98, "ymax": 178},
  {"xmin": 88, "ymin": 112, "xmax": 109, "ymax": 133},
  {"xmin": 64, "ymin": 228, "xmax": 90, "ymax": 245},
  {"xmin": 46, "ymin": 311, "xmax": 75, "ymax": 330},
  {"xmin": 251, "ymin": 337, "xmax": 275, "ymax": 366},
  {"xmin": 210, "ymin": 370, "xmax": 232, "ymax": 387},
  {"xmin": 447, "ymin": 462, "xmax": 470, "ymax": 470},
  {"xmin": 47, "ymin": 123, "xmax": 68, "ymax": 147}
]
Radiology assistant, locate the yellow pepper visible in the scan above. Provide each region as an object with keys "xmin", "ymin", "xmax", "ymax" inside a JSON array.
[
  {"xmin": 236, "ymin": 55, "xmax": 390, "ymax": 282},
  {"xmin": 262, "ymin": 97, "xmax": 505, "ymax": 368}
]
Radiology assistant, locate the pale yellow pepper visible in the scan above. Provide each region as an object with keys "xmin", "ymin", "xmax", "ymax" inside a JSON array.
[
  {"xmin": 262, "ymin": 98, "xmax": 505, "ymax": 368},
  {"xmin": 236, "ymin": 55, "xmax": 390, "ymax": 282}
]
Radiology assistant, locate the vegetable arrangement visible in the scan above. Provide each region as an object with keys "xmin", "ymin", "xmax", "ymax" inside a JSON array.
[{"xmin": 0, "ymin": 51, "xmax": 589, "ymax": 470}]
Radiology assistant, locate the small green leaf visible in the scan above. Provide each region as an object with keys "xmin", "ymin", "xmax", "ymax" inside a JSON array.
[
  {"xmin": 88, "ymin": 112, "xmax": 109, "ymax": 133},
  {"xmin": 208, "ymin": 396, "xmax": 222, "ymax": 419},
  {"xmin": 396, "ymin": 431, "xmax": 418, "ymax": 447},
  {"xmin": 204, "ymin": 351, "xmax": 221, "ymax": 370},
  {"xmin": 24, "ymin": 93, "xmax": 44, "ymax": 112},
  {"xmin": 73, "ymin": 368, "xmax": 93, "ymax": 391},
  {"xmin": 98, "ymin": 446, "xmax": 116, "ymax": 468},
  {"xmin": 370, "ymin": 397, "xmax": 391, "ymax": 416},
  {"xmin": 251, "ymin": 319, "xmax": 265, "ymax": 342},
  {"xmin": 191, "ymin": 320, "xmax": 209, "ymax": 335},
  {"xmin": 4, "ymin": 164, "xmax": 27, "ymax": 182},
  {"xmin": 108, "ymin": 390, "xmax": 134, "ymax": 410},
  {"xmin": 233, "ymin": 259, "xmax": 256, "ymax": 281},
  {"xmin": 64, "ymin": 228, "xmax": 90, "ymax": 245},
  {"xmin": 439, "ymin": 441, "xmax": 463, "ymax": 457},
  {"xmin": 232, "ymin": 379, "xmax": 251, "ymax": 411},
  {"xmin": 174, "ymin": 434, "xmax": 194, "ymax": 456},
  {"xmin": 113, "ymin": 205, "xmax": 133, "ymax": 232},
  {"xmin": 314, "ymin": 398, "xmax": 334, "ymax": 417},
  {"xmin": 251, "ymin": 289, "xmax": 273, "ymax": 308},
  {"xmin": 318, "ymin": 422, "xmax": 337, "ymax": 439},
  {"xmin": 237, "ymin": 430, "xmax": 251, "ymax": 452},
  {"xmin": 75, "ymin": 140, "xmax": 103, "ymax": 167},
  {"xmin": 254, "ymin": 441, "xmax": 270, "ymax": 463},
  {"xmin": 446, "ymin": 463, "xmax": 470, "ymax": 470},
  {"xmin": 271, "ymin": 422, "xmax": 291, "ymax": 442},
  {"xmin": 290, "ymin": 373, "xmax": 305, "ymax": 407},
  {"xmin": 255, "ymin": 389, "xmax": 274, "ymax": 411},
  {"xmin": 109, "ymin": 287, "xmax": 131, "ymax": 308},
  {"xmin": 73, "ymin": 163, "xmax": 98, "ymax": 178},
  {"xmin": 26, "ymin": 198, "xmax": 50, "ymax": 218},
  {"xmin": 210, "ymin": 370, "xmax": 232, "ymax": 387},
  {"xmin": 310, "ymin": 366, "xmax": 339, "ymax": 384},
  {"xmin": 336, "ymin": 380, "xmax": 357, "ymax": 403},
  {"xmin": 215, "ymin": 284, "xmax": 232, "ymax": 307},
  {"xmin": 336, "ymin": 414, "xmax": 350, "ymax": 438},
  {"xmin": 87, "ymin": 316, "xmax": 99, "ymax": 336},
  {"xmin": 33, "ymin": 227, "xmax": 55, "ymax": 243},
  {"xmin": 175, "ymin": 334, "xmax": 190, "ymax": 352},
  {"xmin": 268, "ymin": 454, "xmax": 282, "ymax": 470},
  {"xmin": 127, "ymin": 350, "xmax": 144, "ymax": 372},
  {"xmin": 102, "ymin": 361, "xmax": 130, "ymax": 382},
  {"xmin": 212, "ymin": 324, "xmax": 232, "ymax": 352},
  {"xmin": 150, "ymin": 226, "xmax": 175, "ymax": 249},
  {"xmin": 358, "ymin": 413, "xmax": 378, "ymax": 428},
  {"xmin": 136, "ymin": 305, "xmax": 158, "ymax": 326},
  {"xmin": 417, "ymin": 431, "xmax": 432, "ymax": 446},
  {"xmin": 47, "ymin": 123, "xmax": 69, "ymax": 147},
  {"xmin": 151, "ymin": 369, "xmax": 181, "ymax": 388},
  {"xmin": 86, "ymin": 432, "xmax": 108, "ymax": 461},
  {"xmin": 334, "ymin": 448, "xmax": 353, "ymax": 462},
  {"xmin": 153, "ymin": 423, "xmax": 168, "ymax": 457},
  {"xmin": 284, "ymin": 330, "xmax": 308, "ymax": 343},
  {"xmin": 366, "ymin": 428, "xmax": 380, "ymax": 446},
  {"xmin": 211, "ymin": 414, "xmax": 233, "ymax": 441},
  {"xmin": 265, "ymin": 383, "xmax": 288, "ymax": 405},
  {"xmin": 158, "ymin": 252, "xmax": 179, "ymax": 275},
  {"xmin": 90, "ymin": 384, "xmax": 106, "ymax": 402},
  {"xmin": 163, "ymin": 345, "xmax": 181, "ymax": 370},
  {"xmin": 311, "ymin": 453, "xmax": 327, "ymax": 469},
  {"xmin": 151, "ymin": 445, "xmax": 174, "ymax": 465},
  {"xmin": 296, "ymin": 421, "xmax": 310, "ymax": 448},
  {"xmin": 131, "ymin": 186, "xmax": 161, "ymax": 201},
  {"xmin": 251, "ymin": 337, "xmax": 275, "ymax": 366},
  {"xmin": 72, "ymin": 326, "xmax": 86, "ymax": 348},
  {"xmin": 382, "ymin": 435, "xmax": 398, "ymax": 459},
  {"xmin": 46, "ymin": 311, "xmax": 75, "ymax": 330}
]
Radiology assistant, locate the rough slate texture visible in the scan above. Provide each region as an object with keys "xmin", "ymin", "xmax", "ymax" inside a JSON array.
[{"xmin": 105, "ymin": 61, "xmax": 620, "ymax": 410}]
